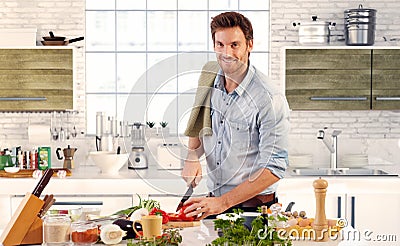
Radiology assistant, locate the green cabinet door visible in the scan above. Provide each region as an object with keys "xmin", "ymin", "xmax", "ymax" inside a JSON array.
[
  {"xmin": 372, "ymin": 49, "xmax": 400, "ymax": 110},
  {"xmin": 285, "ymin": 49, "xmax": 371, "ymax": 110},
  {"xmin": 0, "ymin": 49, "xmax": 73, "ymax": 111}
]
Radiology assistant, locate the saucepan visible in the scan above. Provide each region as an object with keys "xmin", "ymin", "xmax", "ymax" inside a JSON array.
[{"xmin": 42, "ymin": 31, "xmax": 84, "ymax": 46}]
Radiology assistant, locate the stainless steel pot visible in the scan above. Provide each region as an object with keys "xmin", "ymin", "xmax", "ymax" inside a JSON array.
[
  {"xmin": 344, "ymin": 4, "xmax": 377, "ymax": 46},
  {"xmin": 294, "ymin": 16, "xmax": 335, "ymax": 45}
]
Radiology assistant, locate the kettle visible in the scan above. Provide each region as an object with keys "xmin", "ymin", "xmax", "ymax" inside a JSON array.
[{"xmin": 56, "ymin": 145, "xmax": 77, "ymax": 169}]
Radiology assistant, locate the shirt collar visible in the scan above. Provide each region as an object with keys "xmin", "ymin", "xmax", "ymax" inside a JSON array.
[{"xmin": 214, "ymin": 62, "xmax": 255, "ymax": 97}]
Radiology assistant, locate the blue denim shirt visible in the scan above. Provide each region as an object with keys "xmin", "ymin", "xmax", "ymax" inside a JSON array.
[{"xmin": 202, "ymin": 64, "xmax": 290, "ymax": 197}]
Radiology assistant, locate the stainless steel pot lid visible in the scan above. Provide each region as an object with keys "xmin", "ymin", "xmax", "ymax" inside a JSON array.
[
  {"xmin": 344, "ymin": 4, "xmax": 377, "ymax": 15},
  {"xmin": 299, "ymin": 15, "xmax": 332, "ymax": 26}
]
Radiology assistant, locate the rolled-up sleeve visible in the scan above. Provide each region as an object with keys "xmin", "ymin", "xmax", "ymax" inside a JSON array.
[{"xmin": 257, "ymin": 93, "xmax": 290, "ymax": 179}]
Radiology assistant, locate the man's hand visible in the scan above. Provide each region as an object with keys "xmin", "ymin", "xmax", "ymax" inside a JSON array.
[
  {"xmin": 182, "ymin": 137, "xmax": 204, "ymax": 187},
  {"xmin": 181, "ymin": 158, "xmax": 202, "ymax": 187},
  {"xmin": 183, "ymin": 196, "xmax": 229, "ymax": 220}
]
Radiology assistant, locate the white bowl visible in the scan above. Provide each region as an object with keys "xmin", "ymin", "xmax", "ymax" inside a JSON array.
[
  {"xmin": 4, "ymin": 167, "xmax": 20, "ymax": 173},
  {"xmin": 89, "ymin": 151, "xmax": 129, "ymax": 174}
]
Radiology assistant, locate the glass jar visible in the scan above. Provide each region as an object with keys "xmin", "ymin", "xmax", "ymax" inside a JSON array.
[
  {"xmin": 71, "ymin": 221, "xmax": 99, "ymax": 245},
  {"xmin": 43, "ymin": 214, "xmax": 71, "ymax": 245}
]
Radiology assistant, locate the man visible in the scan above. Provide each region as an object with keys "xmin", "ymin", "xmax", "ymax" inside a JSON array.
[{"xmin": 182, "ymin": 12, "xmax": 290, "ymax": 220}]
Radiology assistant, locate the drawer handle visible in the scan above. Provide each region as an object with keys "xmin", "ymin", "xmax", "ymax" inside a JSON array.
[
  {"xmin": 310, "ymin": 97, "xmax": 368, "ymax": 101},
  {"xmin": 375, "ymin": 97, "xmax": 400, "ymax": 101},
  {"xmin": 0, "ymin": 97, "xmax": 47, "ymax": 101}
]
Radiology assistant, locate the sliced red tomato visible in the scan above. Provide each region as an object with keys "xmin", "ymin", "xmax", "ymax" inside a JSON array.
[
  {"xmin": 167, "ymin": 213, "xmax": 181, "ymax": 221},
  {"xmin": 177, "ymin": 205, "xmax": 196, "ymax": 221},
  {"xmin": 149, "ymin": 208, "xmax": 169, "ymax": 224}
]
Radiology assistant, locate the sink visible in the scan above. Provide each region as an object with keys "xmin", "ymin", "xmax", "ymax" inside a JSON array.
[{"xmin": 290, "ymin": 168, "xmax": 398, "ymax": 176}]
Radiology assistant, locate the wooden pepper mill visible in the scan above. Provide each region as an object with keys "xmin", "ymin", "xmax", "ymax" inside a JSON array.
[{"xmin": 313, "ymin": 177, "xmax": 329, "ymax": 242}]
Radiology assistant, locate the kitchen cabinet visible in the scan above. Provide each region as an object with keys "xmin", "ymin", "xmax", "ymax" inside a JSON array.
[
  {"xmin": 0, "ymin": 48, "xmax": 73, "ymax": 111},
  {"xmin": 277, "ymin": 177, "xmax": 400, "ymax": 238},
  {"xmin": 372, "ymin": 49, "xmax": 400, "ymax": 109},
  {"xmin": 347, "ymin": 192, "xmax": 400, "ymax": 236},
  {"xmin": 285, "ymin": 48, "xmax": 400, "ymax": 110}
]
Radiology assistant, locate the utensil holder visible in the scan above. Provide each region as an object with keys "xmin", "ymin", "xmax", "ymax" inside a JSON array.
[{"xmin": 0, "ymin": 192, "xmax": 44, "ymax": 245}]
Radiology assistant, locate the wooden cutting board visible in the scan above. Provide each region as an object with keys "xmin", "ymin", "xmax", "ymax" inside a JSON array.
[
  {"xmin": 0, "ymin": 168, "xmax": 71, "ymax": 178},
  {"xmin": 163, "ymin": 220, "xmax": 201, "ymax": 229}
]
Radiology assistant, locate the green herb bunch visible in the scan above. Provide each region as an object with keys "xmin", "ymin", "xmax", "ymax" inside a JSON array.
[
  {"xmin": 208, "ymin": 209, "xmax": 292, "ymax": 246},
  {"xmin": 127, "ymin": 228, "xmax": 182, "ymax": 246}
]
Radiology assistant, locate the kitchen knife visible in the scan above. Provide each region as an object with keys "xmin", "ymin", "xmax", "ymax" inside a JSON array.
[
  {"xmin": 32, "ymin": 168, "xmax": 54, "ymax": 197},
  {"xmin": 176, "ymin": 182, "xmax": 194, "ymax": 212}
]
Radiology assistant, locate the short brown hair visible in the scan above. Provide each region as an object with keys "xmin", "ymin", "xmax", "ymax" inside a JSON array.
[{"xmin": 210, "ymin": 12, "xmax": 253, "ymax": 45}]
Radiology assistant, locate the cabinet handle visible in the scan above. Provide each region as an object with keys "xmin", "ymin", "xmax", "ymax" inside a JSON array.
[
  {"xmin": 337, "ymin": 196, "xmax": 342, "ymax": 218},
  {"xmin": 0, "ymin": 97, "xmax": 47, "ymax": 101},
  {"xmin": 310, "ymin": 97, "xmax": 368, "ymax": 101},
  {"xmin": 375, "ymin": 97, "xmax": 400, "ymax": 101},
  {"xmin": 351, "ymin": 196, "xmax": 355, "ymax": 229}
]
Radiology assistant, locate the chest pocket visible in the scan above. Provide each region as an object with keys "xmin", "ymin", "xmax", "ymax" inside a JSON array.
[{"xmin": 229, "ymin": 120, "xmax": 250, "ymax": 151}]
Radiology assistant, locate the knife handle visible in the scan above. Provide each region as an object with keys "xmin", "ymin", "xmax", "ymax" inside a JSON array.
[{"xmin": 32, "ymin": 169, "xmax": 54, "ymax": 197}]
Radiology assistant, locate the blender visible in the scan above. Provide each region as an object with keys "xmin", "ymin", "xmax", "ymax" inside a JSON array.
[{"xmin": 128, "ymin": 122, "xmax": 148, "ymax": 169}]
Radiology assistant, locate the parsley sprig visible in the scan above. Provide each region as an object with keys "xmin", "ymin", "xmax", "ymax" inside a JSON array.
[{"xmin": 208, "ymin": 208, "xmax": 292, "ymax": 246}]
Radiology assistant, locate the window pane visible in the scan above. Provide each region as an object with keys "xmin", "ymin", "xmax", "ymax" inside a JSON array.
[
  {"xmin": 178, "ymin": 0, "xmax": 207, "ymax": 10},
  {"xmin": 241, "ymin": 11, "xmax": 269, "ymax": 51},
  {"xmin": 250, "ymin": 52, "xmax": 269, "ymax": 77},
  {"xmin": 117, "ymin": 53, "xmax": 147, "ymax": 93},
  {"xmin": 239, "ymin": 0, "xmax": 269, "ymax": 10},
  {"xmin": 86, "ymin": 0, "xmax": 115, "ymax": 10},
  {"xmin": 122, "ymin": 94, "xmax": 147, "ymax": 123},
  {"xmin": 178, "ymin": 11, "xmax": 208, "ymax": 51},
  {"xmin": 117, "ymin": 0, "xmax": 145, "ymax": 10},
  {"xmin": 209, "ymin": 0, "xmax": 238, "ymax": 10},
  {"xmin": 177, "ymin": 53, "xmax": 209, "ymax": 93},
  {"xmin": 117, "ymin": 11, "xmax": 146, "ymax": 51},
  {"xmin": 86, "ymin": 53, "xmax": 115, "ymax": 93},
  {"xmin": 146, "ymin": 94, "xmax": 177, "ymax": 133},
  {"xmin": 148, "ymin": 11, "xmax": 177, "ymax": 51},
  {"xmin": 147, "ymin": 54, "xmax": 177, "ymax": 93},
  {"xmin": 86, "ymin": 94, "xmax": 116, "ymax": 135},
  {"xmin": 177, "ymin": 94, "xmax": 195, "ymax": 134},
  {"xmin": 86, "ymin": 11, "xmax": 115, "ymax": 51},
  {"xmin": 147, "ymin": 0, "xmax": 177, "ymax": 10}
]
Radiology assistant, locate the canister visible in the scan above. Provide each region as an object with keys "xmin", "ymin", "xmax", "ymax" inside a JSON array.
[
  {"xmin": 38, "ymin": 147, "xmax": 51, "ymax": 170},
  {"xmin": 43, "ymin": 214, "xmax": 71, "ymax": 245}
]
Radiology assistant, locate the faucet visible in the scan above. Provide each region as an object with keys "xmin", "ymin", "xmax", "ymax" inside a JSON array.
[{"xmin": 317, "ymin": 128, "xmax": 342, "ymax": 170}]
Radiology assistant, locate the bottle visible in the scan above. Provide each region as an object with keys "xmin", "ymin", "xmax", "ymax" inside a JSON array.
[
  {"xmin": 38, "ymin": 147, "xmax": 51, "ymax": 170},
  {"xmin": 261, "ymin": 205, "xmax": 269, "ymax": 227}
]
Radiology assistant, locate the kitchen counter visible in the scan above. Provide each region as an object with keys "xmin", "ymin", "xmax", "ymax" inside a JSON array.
[{"xmin": 0, "ymin": 220, "xmax": 397, "ymax": 246}]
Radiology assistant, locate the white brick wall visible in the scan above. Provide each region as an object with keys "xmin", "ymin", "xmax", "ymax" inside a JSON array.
[
  {"xmin": 271, "ymin": 0, "xmax": 400, "ymax": 140},
  {"xmin": 0, "ymin": 0, "xmax": 85, "ymax": 146},
  {"xmin": 0, "ymin": 0, "xmax": 399, "ymax": 168}
]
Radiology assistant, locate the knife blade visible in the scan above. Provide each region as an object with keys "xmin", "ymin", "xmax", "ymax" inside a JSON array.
[
  {"xmin": 32, "ymin": 168, "xmax": 54, "ymax": 197},
  {"xmin": 176, "ymin": 182, "xmax": 194, "ymax": 212}
]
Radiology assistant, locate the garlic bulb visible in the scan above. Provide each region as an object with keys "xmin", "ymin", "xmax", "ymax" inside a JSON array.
[
  {"xmin": 130, "ymin": 208, "xmax": 149, "ymax": 222},
  {"xmin": 100, "ymin": 224, "xmax": 126, "ymax": 245}
]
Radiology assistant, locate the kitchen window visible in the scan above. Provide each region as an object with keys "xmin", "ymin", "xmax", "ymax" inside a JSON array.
[{"xmin": 85, "ymin": 0, "xmax": 270, "ymax": 135}]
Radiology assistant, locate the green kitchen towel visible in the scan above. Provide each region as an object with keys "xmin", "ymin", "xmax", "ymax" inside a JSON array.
[{"xmin": 184, "ymin": 61, "xmax": 220, "ymax": 137}]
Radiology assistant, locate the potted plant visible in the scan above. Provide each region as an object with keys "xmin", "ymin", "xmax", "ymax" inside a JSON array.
[
  {"xmin": 159, "ymin": 121, "xmax": 169, "ymax": 138},
  {"xmin": 145, "ymin": 121, "xmax": 157, "ymax": 138}
]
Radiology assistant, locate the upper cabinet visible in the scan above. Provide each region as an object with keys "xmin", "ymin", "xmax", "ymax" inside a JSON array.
[
  {"xmin": 285, "ymin": 48, "xmax": 400, "ymax": 110},
  {"xmin": 0, "ymin": 48, "xmax": 73, "ymax": 111},
  {"xmin": 372, "ymin": 49, "xmax": 400, "ymax": 110}
]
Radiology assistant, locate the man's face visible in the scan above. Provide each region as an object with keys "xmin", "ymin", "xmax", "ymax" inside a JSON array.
[{"xmin": 214, "ymin": 26, "xmax": 253, "ymax": 76}]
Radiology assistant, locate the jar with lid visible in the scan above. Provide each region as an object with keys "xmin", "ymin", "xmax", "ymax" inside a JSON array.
[
  {"xmin": 43, "ymin": 214, "xmax": 71, "ymax": 245},
  {"xmin": 71, "ymin": 221, "xmax": 99, "ymax": 245}
]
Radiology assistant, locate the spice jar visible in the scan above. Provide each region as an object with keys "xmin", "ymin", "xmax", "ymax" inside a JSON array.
[
  {"xmin": 43, "ymin": 214, "xmax": 71, "ymax": 245},
  {"xmin": 71, "ymin": 221, "xmax": 99, "ymax": 245}
]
